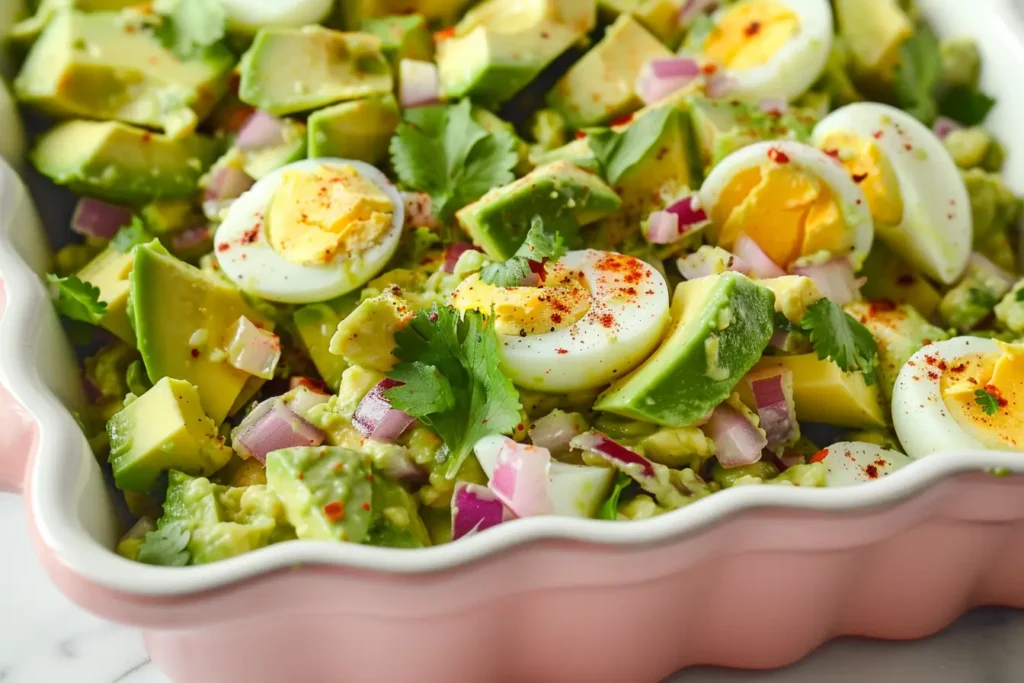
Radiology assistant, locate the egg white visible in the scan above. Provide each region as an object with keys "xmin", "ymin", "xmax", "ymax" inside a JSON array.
[
  {"xmin": 892, "ymin": 336, "xmax": 1004, "ymax": 459},
  {"xmin": 213, "ymin": 158, "xmax": 404, "ymax": 304},
  {"xmin": 497, "ymin": 250, "xmax": 671, "ymax": 393},
  {"xmin": 816, "ymin": 441, "xmax": 912, "ymax": 486},
  {"xmin": 218, "ymin": 0, "xmax": 335, "ymax": 34},
  {"xmin": 695, "ymin": 0, "xmax": 833, "ymax": 101},
  {"xmin": 812, "ymin": 103, "xmax": 972, "ymax": 285},
  {"xmin": 698, "ymin": 140, "xmax": 874, "ymax": 266}
]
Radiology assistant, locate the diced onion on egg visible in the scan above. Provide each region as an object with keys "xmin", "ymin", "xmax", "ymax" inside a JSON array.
[
  {"xmin": 217, "ymin": 0, "xmax": 335, "ymax": 34},
  {"xmin": 814, "ymin": 441, "xmax": 912, "ymax": 486}
]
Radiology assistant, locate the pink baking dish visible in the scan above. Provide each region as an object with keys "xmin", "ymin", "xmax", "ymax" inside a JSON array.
[{"xmin": 5, "ymin": 2, "xmax": 1024, "ymax": 681}]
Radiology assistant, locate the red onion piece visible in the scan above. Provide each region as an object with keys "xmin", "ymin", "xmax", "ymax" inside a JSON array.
[
  {"xmin": 758, "ymin": 97, "xmax": 789, "ymax": 115},
  {"xmin": 403, "ymin": 191, "xmax": 438, "ymax": 230},
  {"xmin": 352, "ymin": 379, "xmax": 415, "ymax": 442},
  {"xmin": 233, "ymin": 400, "xmax": 325, "ymax": 463},
  {"xmin": 792, "ymin": 259, "xmax": 860, "ymax": 305},
  {"xmin": 571, "ymin": 431, "xmax": 656, "ymax": 479},
  {"xmin": 489, "ymin": 440, "xmax": 553, "ymax": 517},
  {"xmin": 637, "ymin": 63, "xmax": 700, "ymax": 105},
  {"xmin": 768, "ymin": 328, "xmax": 806, "ymax": 353},
  {"xmin": 399, "ymin": 59, "xmax": 442, "ymax": 108},
  {"xmin": 650, "ymin": 58, "xmax": 701, "ymax": 80},
  {"xmin": 680, "ymin": 0, "xmax": 720, "ymax": 22},
  {"xmin": 747, "ymin": 369, "xmax": 798, "ymax": 448},
  {"xmin": 704, "ymin": 404, "xmax": 767, "ymax": 469},
  {"xmin": 734, "ymin": 235, "xmax": 786, "ymax": 279},
  {"xmin": 778, "ymin": 452, "xmax": 805, "ymax": 471},
  {"xmin": 226, "ymin": 315, "xmax": 281, "ymax": 380},
  {"xmin": 204, "ymin": 165, "xmax": 254, "ymax": 202},
  {"xmin": 705, "ymin": 70, "xmax": 738, "ymax": 99},
  {"xmin": 529, "ymin": 410, "xmax": 585, "ymax": 456},
  {"xmin": 236, "ymin": 110, "xmax": 286, "ymax": 150},
  {"xmin": 933, "ymin": 116, "xmax": 962, "ymax": 140},
  {"xmin": 170, "ymin": 225, "xmax": 212, "ymax": 253},
  {"xmin": 377, "ymin": 448, "xmax": 430, "ymax": 489},
  {"xmin": 452, "ymin": 482, "xmax": 512, "ymax": 540},
  {"xmin": 665, "ymin": 194, "xmax": 709, "ymax": 230},
  {"xmin": 645, "ymin": 210, "xmax": 681, "ymax": 244},
  {"xmin": 71, "ymin": 198, "xmax": 133, "ymax": 240}
]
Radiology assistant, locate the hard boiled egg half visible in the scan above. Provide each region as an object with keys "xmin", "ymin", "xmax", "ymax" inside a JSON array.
[
  {"xmin": 699, "ymin": 141, "xmax": 874, "ymax": 270},
  {"xmin": 812, "ymin": 103, "xmax": 972, "ymax": 285},
  {"xmin": 814, "ymin": 441, "xmax": 912, "ymax": 486},
  {"xmin": 685, "ymin": 0, "xmax": 833, "ymax": 101},
  {"xmin": 451, "ymin": 250, "xmax": 671, "ymax": 392},
  {"xmin": 217, "ymin": 0, "xmax": 335, "ymax": 34},
  {"xmin": 893, "ymin": 337, "xmax": 1024, "ymax": 459},
  {"xmin": 214, "ymin": 158, "xmax": 404, "ymax": 304}
]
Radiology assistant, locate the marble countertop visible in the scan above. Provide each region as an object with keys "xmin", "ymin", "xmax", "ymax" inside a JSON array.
[{"xmin": 3, "ymin": 495, "xmax": 1023, "ymax": 683}]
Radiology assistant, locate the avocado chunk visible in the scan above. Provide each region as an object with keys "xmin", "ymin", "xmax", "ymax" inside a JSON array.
[
  {"xmin": 266, "ymin": 446, "xmax": 375, "ymax": 543},
  {"xmin": 597, "ymin": 0, "xmax": 687, "ymax": 46},
  {"xmin": 834, "ymin": 0, "xmax": 912, "ymax": 84},
  {"xmin": 14, "ymin": 10, "xmax": 233, "ymax": 136},
  {"xmin": 995, "ymin": 280, "xmax": 1024, "ymax": 334},
  {"xmin": 548, "ymin": 15, "xmax": 672, "ymax": 129},
  {"xmin": 859, "ymin": 242, "xmax": 942, "ymax": 318},
  {"xmin": 329, "ymin": 289, "xmax": 410, "ymax": 372},
  {"xmin": 596, "ymin": 273, "xmax": 776, "ymax": 427},
  {"xmin": 241, "ymin": 118, "xmax": 308, "ymax": 180},
  {"xmin": 293, "ymin": 296, "xmax": 360, "ymax": 391},
  {"xmin": 239, "ymin": 26, "xmax": 393, "ymax": 116},
  {"xmin": 361, "ymin": 14, "xmax": 434, "ymax": 66},
  {"xmin": 31, "ymin": 120, "xmax": 219, "ymax": 204},
  {"xmin": 107, "ymin": 377, "xmax": 233, "ymax": 493},
  {"xmin": 437, "ymin": 0, "xmax": 597, "ymax": 106},
  {"xmin": 130, "ymin": 244, "xmax": 274, "ymax": 424},
  {"xmin": 341, "ymin": 0, "xmax": 474, "ymax": 29},
  {"xmin": 10, "ymin": 0, "xmax": 141, "ymax": 43},
  {"xmin": 76, "ymin": 243, "xmax": 136, "ymax": 344},
  {"xmin": 365, "ymin": 477, "xmax": 431, "ymax": 548},
  {"xmin": 140, "ymin": 199, "xmax": 204, "ymax": 237},
  {"xmin": 457, "ymin": 161, "xmax": 621, "ymax": 260},
  {"xmin": 308, "ymin": 94, "xmax": 400, "ymax": 165}
]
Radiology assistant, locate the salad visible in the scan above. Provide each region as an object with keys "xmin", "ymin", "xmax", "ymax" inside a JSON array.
[{"xmin": 9, "ymin": 0, "xmax": 1022, "ymax": 566}]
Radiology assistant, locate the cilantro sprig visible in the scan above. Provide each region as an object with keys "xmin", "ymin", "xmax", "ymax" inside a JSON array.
[
  {"xmin": 1015, "ymin": 289, "xmax": 1024, "ymax": 303},
  {"xmin": 600, "ymin": 472, "xmax": 633, "ymax": 521},
  {"xmin": 111, "ymin": 216, "xmax": 154, "ymax": 253},
  {"xmin": 46, "ymin": 274, "xmax": 107, "ymax": 325},
  {"xmin": 968, "ymin": 287, "xmax": 1000, "ymax": 310},
  {"xmin": 800, "ymin": 299, "xmax": 880, "ymax": 385},
  {"xmin": 480, "ymin": 218, "xmax": 566, "ymax": 287},
  {"xmin": 586, "ymin": 106, "xmax": 675, "ymax": 184},
  {"xmin": 975, "ymin": 388, "xmax": 1001, "ymax": 416},
  {"xmin": 153, "ymin": 0, "xmax": 227, "ymax": 60},
  {"xmin": 386, "ymin": 305, "xmax": 522, "ymax": 478},
  {"xmin": 390, "ymin": 99, "xmax": 518, "ymax": 225},
  {"xmin": 136, "ymin": 521, "xmax": 191, "ymax": 567},
  {"xmin": 894, "ymin": 25, "xmax": 942, "ymax": 125}
]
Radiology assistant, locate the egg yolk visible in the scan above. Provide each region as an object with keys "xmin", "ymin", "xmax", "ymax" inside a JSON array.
[
  {"xmin": 940, "ymin": 343, "xmax": 1024, "ymax": 451},
  {"xmin": 710, "ymin": 160, "xmax": 852, "ymax": 268},
  {"xmin": 266, "ymin": 165, "xmax": 394, "ymax": 265},
  {"xmin": 818, "ymin": 131, "xmax": 904, "ymax": 226},
  {"xmin": 450, "ymin": 264, "xmax": 591, "ymax": 337},
  {"xmin": 702, "ymin": 0, "xmax": 799, "ymax": 71}
]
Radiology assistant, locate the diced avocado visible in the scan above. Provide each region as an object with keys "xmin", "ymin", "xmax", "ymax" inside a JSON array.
[
  {"xmin": 939, "ymin": 276, "xmax": 1010, "ymax": 331},
  {"xmin": 531, "ymin": 137, "xmax": 597, "ymax": 171},
  {"xmin": 130, "ymin": 244, "xmax": 274, "ymax": 424},
  {"xmin": 308, "ymin": 94, "xmax": 400, "ymax": 165},
  {"xmin": 420, "ymin": 506, "xmax": 453, "ymax": 545},
  {"xmin": 844, "ymin": 301, "xmax": 950, "ymax": 400},
  {"xmin": 771, "ymin": 462, "xmax": 827, "ymax": 487},
  {"xmin": 596, "ymin": 0, "xmax": 687, "ymax": 46},
  {"xmin": 14, "ymin": 10, "xmax": 234, "ymax": 136},
  {"xmin": 834, "ymin": 0, "xmax": 912, "ymax": 83},
  {"xmin": 361, "ymin": 14, "xmax": 433, "ymax": 65},
  {"xmin": 963, "ymin": 168, "xmax": 1021, "ymax": 249},
  {"xmin": 859, "ymin": 242, "xmax": 942, "ymax": 319},
  {"xmin": 140, "ymin": 199, "xmax": 204, "ymax": 237},
  {"xmin": 10, "ymin": 0, "xmax": 141, "ymax": 43},
  {"xmin": 31, "ymin": 120, "xmax": 219, "ymax": 204},
  {"xmin": 365, "ymin": 477, "xmax": 431, "ymax": 548},
  {"xmin": 596, "ymin": 273, "xmax": 776, "ymax": 427},
  {"xmin": 757, "ymin": 276, "xmax": 823, "ymax": 326},
  {"xmin": 712, "ymin": 461, "xmax": 779, "ymax": 488},
  {"xmin": 939, "ymin": 37, "xmax": 981, "ymax": 91},
  {"xmin": 76, "ymin": 243, "xmax": 136, "ymax": 343},
  {"xmin": 329, "ymin": 289, "xmax": 411, "ymax": 372},
  {"xmin": 634, "ymin": 427, "xmax": 716, "ymax": 469},
  {"xmin": 214, "ymin": 456, "xmax": 269, "ymax": 488},
  {"xmin": 457, "ymin": 161, "xmax": 621, "ymax": 260},
  {"xmin": 293, "ymin": 296, "xmax": 360, "ymax": 391},
  {"xmin": 527, "ymin": 108, "xmax": 569, "ymax": 158},
  {"xmin": 85, "ymin": 341, "xmax": 136, "ymax": 402},
  {"xmin": 266, "ymin": 446, "xmax": 375, "ymax": 543},
  {"xmin": 547, "ymin": 15, "xmax": 672, "ymax": 129},
  {"xmin": 107, "ymin": 377, "xmax": 233, "ymax": 493},
  {"xmin": 239, "ymin": 26, "xmax": 393, "ymax": 116},
  {"xmin": 242, "ymin": 118, "xmax": 308, "ymax": 180},
  {"xmin": 341, "ymin": 0, "xmax": 474, "ymax": 29},
  {"xmin": 995, "ymin": 280, "xmax": 1024, "ymax": 334},
  {"xmin": 436, "ymin": 0, "xmax": 597, "ymax": 106},
  {"xmin": 115, "ymin": 516, "xmax": 155, "ymax": 562},
  {"xmin": 944, "ymin": 128, "xmax": 1003, "ymax": 172},
  {"xmin": 740, "ymin": 354, "xmax": 886, "ymax": 429}
]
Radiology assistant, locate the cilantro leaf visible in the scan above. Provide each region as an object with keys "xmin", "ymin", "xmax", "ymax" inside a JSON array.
[
  {"xmin": 1016, "ymin": 289, "xmax": 1024, "ymax": 303},
  {"xmin": 968, "ymin": 287, "xmax": 1000, "ymax": 309},
  {"xmin": 600, "ymin": 472, "xmax": 633, "ymax": 521},
  {"xmin": 893, "ymin": 25, "xmax": 941, "ymax": 125},
  {"xmin": 799, "ymin": 299, "xmax": 880, "ymax": 385},
  {"xmin": 153, "ymin": 0, "xmax": 227, "ymax": 60},
  {"xmin": 111, "ymin": 216, "xmax": 153, "ymax": 253},
  {"xmin": 480, "ymin": 218, "xmax": 566, "ymax": 287},
  {"xmin": 46, "ymin": 274, "xmax": 107, "ymax": 325},
  {"xmin": 585, "ymin": 107, "xmax": 676, "ymax": 184},
  {"xmin": 774, "ymin": 311, "xmax": 800, "ymax": 333},
  {"xmin": 938, "ymin": 86, "xmax": 996, "ymax": 126},
  {"xmin": 386, "ymin": 305, "xmax": 521, "ymax": 478},
  {"xmin": 390, "ymin": 99, "xmax": 518, "ymax": 225},
  {"xmin": 975, "ymin": 388, "xmax": 1001, "ymax": 416},
  {"xmin": 136, "ymin": 521, "xmax": 191, "ymax": 567}
]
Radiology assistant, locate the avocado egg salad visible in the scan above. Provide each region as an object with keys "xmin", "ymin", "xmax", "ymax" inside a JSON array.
[{"xmin": 15, "ymin": 0, "xmax": 1023, "ymax": 566}]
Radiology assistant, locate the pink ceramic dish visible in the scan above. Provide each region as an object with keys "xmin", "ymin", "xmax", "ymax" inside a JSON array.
[{"xmin": 4, "ymin": 2, "xmax": 1024, "ymax": 681}]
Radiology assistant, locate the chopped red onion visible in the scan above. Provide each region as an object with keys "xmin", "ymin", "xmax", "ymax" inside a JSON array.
[
  {"xmin": 403, "ymin": 191, "xmax": 438, "ymax": 230},
  {"xmin": 352, "ymin": 379, "xmax": 415, "ymax": 442},
  {"xmin": 747, "ymin": 369, "xmax": 798, "ymax": 448},
  {"xmin": 680, "ymin": 0, "xmax": 720, "ymax": 23},
  {"xmin": 170, "ymin": 225, "xmax": 212, "ymax": 254},
  {"xmin": 452, "ymin": 482, "xmax": 512, "ymax": 540},
  {"xmin": 704, "ymin": 404, "xmax": 767, "ymax": 469},
  {"xmin": 705, "ymin": 70, "xmax": 738, "ymax": 99},
  {"xmin": 236, "ymin": 110, "xmax": 286, "ymax": 150},
  {"xmin": 226, "ymin": 316, "xmax": 281, "ymax": 380},
  {"xmin": 665, "ymin": 194, "xmax": 709, "ymax": 231},
  {"xmin": 71, "ymin": 198, "xmax": 133, "ymax": 240},
  {"xmin": 650, "ymin": 58, "xmax": 701, "ymax": 80},
  {"xmin": 778, "ymin": 452, "xmax": 805, "ymax": 471},
  {"xmin": 792, "ymin": 259, "xmax": 860, "ymax": 305},
  {"xmin": 933, "ymin": 116, "xmax": 962, "ymax": 140},
  {"xmin": 637, "ymin": 59, "xmax": 701, "ymax": 105},
  {"xmin": 232, "ymin": 400, "xmax": 325, "ymax": 463},
  {"xmin": 399, "ymin": 59, "xmax": 442, "ymax": 108},
  {"xmin": 377, "ymin": 448, "xmax": 430, "ymax": 489},
  {"xmin": 734, "ymin": 235, "xmax": 786, "ymax": 278},
  {"xmin": 758, "ymin": 97, "xmax": 789, "ymax": 116},
  {"xmin": 529, "ymin": 410, "xmax": 585, "ymax": 456},
  {"xmin": 489, "ymin": 440, "xmax": 553, "ymax": 517},
  {"xmin": 645, "ymin": 210, "xmax": 681, "ymax": 245},
  {"xmin": 204, "ymin": 165, "xmax": 254, "ymax": 202},
  {"xmin": 570, "ymin": 431, "xmax": 690, "ymax": 508}
]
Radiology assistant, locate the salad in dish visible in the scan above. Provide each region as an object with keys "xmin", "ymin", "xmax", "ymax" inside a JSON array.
[{"xmin": 8, "ymin": 0, "xmax": 1023, "ymax": 566}]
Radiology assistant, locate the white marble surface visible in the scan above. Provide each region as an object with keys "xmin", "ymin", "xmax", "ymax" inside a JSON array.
[{"xmin": 3, "ymin": 494, "xmax": 1024, "ymax": 682}]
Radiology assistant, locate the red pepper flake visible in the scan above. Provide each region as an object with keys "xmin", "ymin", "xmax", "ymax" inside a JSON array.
[
  {"xmin": 361, "ymin": 502, "xmax": 372, "ymax": 511},
  {"xmin": 744, "ymin": 21, "xmax": 762, "ymax": 36},
  {"xmin": 701, "ymin": 63, "xmax": 718, "ymax": 75},
  {"xmin": 428, "ymin": 311, "xmax": 439, "ymax": 322},
  {"xmin": 810, "ymin": 448, "xmax": 829, "ymax": 463},
  {"xmin": 873, "ymin": 130, "xmax": 883, "ymax": 139},
  {"xmin": 598, "ymin": 313, "xmax": 616, "ymax": 329},
  {"xmin": 296, "ymin": 472, "xmax": 304, "ymax": 480},
  {"xmin": 927, "ymin": 371, "xmax": 939, "ymax": 380},
  {"xmin": 767, "ymin": 147, "xmax": 789, "ymax": 164},
  {"xmin": 556, "ymin": 348, "xmax": 569, "ymax": 355},
  {"xmin": 516, "ymin": 423, "xmax": 525, "ymax": 432},
  {"xmin": 984, "ymin": 384, "xmax": 1008, "ymax": 407},
  {"xmin": 241, "ymin": 226, "xmax": 259, "ymax": 244},
  {"xmin": 868, "ymin": 299, "xmax": 896, "ymax": 315},
  {"xmin": 190, "ymin": 348, "xmax": 199, "ymax": 358},
  {"xmin": 852, "ymin": 172, "xmax": 868, "ymax": 183},
  {"xmin": 575, "ymin": 130, "xmax": 587, "ymax": 139},
  {"xmin": 865, "ymin": 464, "xmax": 879, "ymax": 479},
  {"xmin": 623, "ymin": 286, "xmax": 638, "ymax": 297},
  {"xmin": 950, "ymin": 363, "xmax": 966, "ymax": 373},
  {"xmin": 824, "ymin": 148, "xmax": 840, "ymax": 159},
  {"xmin": 611, "ymin": 112, "xmax": 635, "ymax": 128},
  {"xmin": 434, "ymin": 27, "xmax": 455, "ymax": 41},
  {"xmin": 323, "ymin": 501, "xmax": 345, "ymax": 522},
  {"xmin": 904, "ymin": 143, "xmax": 913, "ymax": 151},
  {"xmin": 216, "ymin": 242, "xmax": 230, "ymax": 253},
  {"xmin": 140, "ymin": 132, "xmax": 153, "ymax": 144},
  {"xmin": 550, "ymin": 312, "xmax": 563, "ymax": 324}
]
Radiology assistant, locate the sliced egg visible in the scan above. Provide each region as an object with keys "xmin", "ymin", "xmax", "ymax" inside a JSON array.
[
  {"xmin": 452, "ymin": 250, "xmax": 671, "ymax": 392},
  {"xmin": 689, "ymin": 0, "xmax": 833, "ymax": 101},
  {"xmin": 814, "ymin": 441, "xmax": 912, "ymax": 486},
  {"xmin": 892, "ymin": 337, "xmax": 1024, "ymax": 459},
  {"xmin": 218, "ymin": 0, "xmax": 335, "ymax": 33},
  {"xmin": 214, "ymin": 158, "xmax": 404, "ymax": 304},
  {"xmin": 698, "ymin": 141, "xmax": 874, "ymax": 269},
  {"xmin": 812, "ymin": 103, "xmax": 972, "ymax": 285}
]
